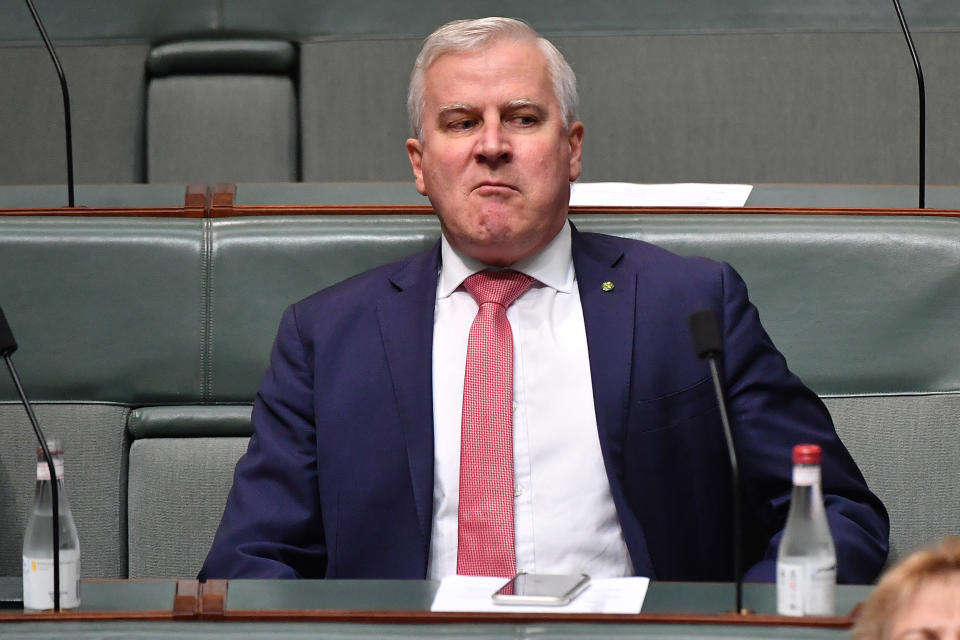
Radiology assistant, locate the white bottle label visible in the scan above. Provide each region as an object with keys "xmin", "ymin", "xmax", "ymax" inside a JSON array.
[
  {"xmin": 22, "ymin": 550, "xmax": 80, "ymax": 610},
  {"xmin": 36, "ymin": 460, "xmax": 64, "ymax": 481},
  {"xmin": 791, "ymin": 466, "xmax": 819, "ymax": 486},
  {"xmin": 777, "ymin": 559, "xmax": 836, "ymax": 616}
]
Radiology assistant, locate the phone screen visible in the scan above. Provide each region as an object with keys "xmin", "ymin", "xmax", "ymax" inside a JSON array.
[{"xmin": 492, "ymin": 573, "xmax": 590, "ymax": 605}]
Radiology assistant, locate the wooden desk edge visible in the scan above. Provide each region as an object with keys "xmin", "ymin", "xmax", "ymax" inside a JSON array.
[
  {"xmin": 173, "ymin": 579, "xmax": 198, "ymax": 617},
  {"xmin": 0, "ymin": 609, "xmax": 183, "ymax": 622},
  {"xmin": 0, "ymin": 206, "xmax": 205, "ymax": 218},
  {"xmin": 199, "ymin": 579, "xmax": 227, "ymax": 616},
  {"xmin": 0, "ymin": 606, "xmax": 857, "ymax": 628},
  {"xmin": 216, "ymin": 607, "xmax": 854, "ymax": 627},
  {"xmin": 214, "ymin": 204, "xmax": 960, "ymax": 217},
  {"xmin": 3, "ymin": 203, "xmax": 960, "ymax": 219}
]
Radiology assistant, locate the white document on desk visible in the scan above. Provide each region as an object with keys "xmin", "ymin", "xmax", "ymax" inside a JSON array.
[
  {"xmin": 430, "ymin": 575, "xmax": 650, "ymax": 614},
  {"xmin": 569, "ymin": 182, "xmax": 753, "ymax": 207}
]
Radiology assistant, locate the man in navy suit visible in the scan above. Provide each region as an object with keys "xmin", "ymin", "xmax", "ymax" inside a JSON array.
[{"xmin": 201, "ymin": 17, "xmax": 887, "ymax": 583}]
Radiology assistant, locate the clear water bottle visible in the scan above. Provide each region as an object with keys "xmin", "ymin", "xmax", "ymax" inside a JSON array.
[
  {"xmin": 22, "ymin": 439, "xmax": 81, "ymax": 610},
  {"xmin": 776, "ymin": 443, "xmax": 836, "ymax": 616}
]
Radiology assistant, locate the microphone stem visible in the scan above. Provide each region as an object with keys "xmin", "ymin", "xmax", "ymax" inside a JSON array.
[
  {"xmin": 708, "ymin": 358, "xmax": 743, "ymax": 614},
  {"xmin": 892, "ymin": 0, "xmax": 925, "ymax": 209},
  {"xmin": 3, "ymin": 355, "xmax": 60, "ymax": 612},
  {"xmin": 23, "ymin": 0, "xmax": 74, "ymax": 208}
]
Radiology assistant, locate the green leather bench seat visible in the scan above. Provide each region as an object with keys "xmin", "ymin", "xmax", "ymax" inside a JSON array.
[
  {"xmin": 0, "ymin": 218, "xmax": 204, "ymax": 403},
  {"xmin": 198, "ymin": 214, "xmax": 960, "ymax": 398},
  {"xmin": 1, "ymin": 212, "xmax": 959, "ymax": 579},
  {"xmin": 0, "ymin": 217, "xmax": 204, "ymax": 579}
]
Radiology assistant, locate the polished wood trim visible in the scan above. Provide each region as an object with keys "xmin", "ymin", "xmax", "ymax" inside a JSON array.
[
  {"xmin": 0, "ymin": 206, "xmax": 207, "ymax": 218},
  {"xmin": 211, "ymin": 182, "xmax": 237, "ymax": 218},
  {"xmin": 185, "ymin": 576, "xmax": 856, "ymax": 627},
  {"xmin": 218, "ymin": 607, "xmax": 854, "ymax": 628},
  {"xmin": 0, "ymin": 578, "xmax": 190, "ymax": 621},
  {"xmin": 213, "ymin": 203, "xmax": 960, "ymax": 218},
  {"xmin": 0, "ymin": 577, "xmax": 858, "ymax": 628},
  {"xmin": 199, "ymin": 579, "xmax": 227, "ymax": 616},
  {"xmin": 0, "ymin": 184, "xmax": 211, "ymax": 218},
  {"xmin": 0, "ymin": 609, "xmax": 183, "ymax": 621},
  {"xmin": 569, "ymin": 205, "xmax": 960, "ymax": 217},
  {"xmin": 173, "ymin": 579, "xmax": 198, "ymax": 617},
  {"xmin": 0, "ymin": 606, "xmax": 855, "ymax": 627},
  {"xmin": 214, "ymin": 203, "xmax": 433, "ymax": 216},
  {"xmin": 3, "ymin": 196, "xmax": 959, "ymax": 219},
  {"xmin": 184, "ymin": 184, "xmax": 210, "ymax": 212}
]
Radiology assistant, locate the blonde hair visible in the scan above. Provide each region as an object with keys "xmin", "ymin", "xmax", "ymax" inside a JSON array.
[
  {"xmin": 406, "ymin": 17, "xmax": 578, "ymax": 140},
  {"xmin": 852, "ymin": 536, "xmax": 960, "ymax": 639}
]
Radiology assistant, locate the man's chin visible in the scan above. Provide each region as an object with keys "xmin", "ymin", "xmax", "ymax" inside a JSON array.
[
  {"xmin": 470, "ymin": 195, "xmax": 523, "ymax": 221},
  {"xmin": 459, "ymin": 232, "xmax": 539, "ymax": 266}
]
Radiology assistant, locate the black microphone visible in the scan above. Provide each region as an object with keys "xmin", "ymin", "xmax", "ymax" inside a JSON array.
[
  {"xmin": 892, "ymin": 0, "xmax": 925, "ymax": 209},
  {"xmin": 688, "ymin": 308, "xmax": 745, "ymax": 615},
  {"xmin": 0, "ymin": 306, "xmax": 62, "ymax": 611},
  {"xmin": 0, "ymin": 309, "xmax": 17, "ymax": 358},
  {"xmin": 23, "ymin": 0, "xmax": 75, "ymax": 207}
]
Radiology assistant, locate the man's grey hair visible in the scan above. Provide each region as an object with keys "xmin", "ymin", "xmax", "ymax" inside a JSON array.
[{"xmin": 407, "ymin": 17, "xmax": 578, "ymax": 140}]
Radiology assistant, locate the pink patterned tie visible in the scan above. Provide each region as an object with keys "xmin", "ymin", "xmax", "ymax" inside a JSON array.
[{"xmin": 457, "ymin": 269, "xmax": 535, "ymax": 578}]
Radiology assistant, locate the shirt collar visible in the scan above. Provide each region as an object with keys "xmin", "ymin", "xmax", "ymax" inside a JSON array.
[{"xmin": 438, "ymin": 220, "xmax": 575, "ymax": 299}]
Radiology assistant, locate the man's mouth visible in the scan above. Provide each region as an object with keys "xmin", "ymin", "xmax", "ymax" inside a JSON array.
[{"xmin": 473, "ymin": 181, "xmax": 518, "ymax": 194}]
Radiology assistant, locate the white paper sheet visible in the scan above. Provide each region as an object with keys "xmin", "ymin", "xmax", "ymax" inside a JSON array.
[
  {"xmin": 430, "ymin": 575, "xmax": 650, "ymax": 614},
  {"xmin": 569, "ymin": 182, "xmax": 753, "ymax": 207}
]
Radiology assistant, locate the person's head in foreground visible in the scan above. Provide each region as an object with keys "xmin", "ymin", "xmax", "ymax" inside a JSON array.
[
  {"xmin": 405, "ymin": 16, "xmax": 584, "ymax": 267},
  {"xmin": 852, "ymin": 536, "xmax": 960, "ymax": 640}
]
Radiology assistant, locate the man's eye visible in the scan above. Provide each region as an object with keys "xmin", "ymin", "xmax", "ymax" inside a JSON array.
[
  {"xmin": 510, "ymin": 115, "xmax": 538, "ymax": 126},
  {"xmin": 449, "ymin": 119, "xmax": 477, "ymax": 131}
]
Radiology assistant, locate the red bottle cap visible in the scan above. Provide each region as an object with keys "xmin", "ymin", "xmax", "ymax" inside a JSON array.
[{"xmin": 793, "ymin": 444, "xmax": 821, "ymax": 464}]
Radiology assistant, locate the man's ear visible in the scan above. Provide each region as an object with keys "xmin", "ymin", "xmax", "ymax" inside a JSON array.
[
  {"xmin": 567, "ymin": 122, "xmax": 584, "ymax": 182},
  {"xmin": 406, "ymin": 138, "xmax": 427, "ymax": 195}
]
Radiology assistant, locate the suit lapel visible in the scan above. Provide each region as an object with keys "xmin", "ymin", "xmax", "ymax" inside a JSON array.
[
  {"xmin": 376, "ymin": 245, "xmax": 440, "ymax": 557},
  {"xmin": 572, "ymin": 227, "xmax": 635, "ymax": 469},
  {"xmin": 572, "ymin": 226, "xmax": 656, "ymax": 577}
]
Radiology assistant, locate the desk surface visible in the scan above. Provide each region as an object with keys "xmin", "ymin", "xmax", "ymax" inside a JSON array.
[
  {"xmin": 229, "ymin": 181, "xmax": 960, "ymax": 210},
  {"xmin": 0, "ymin": 620, "xmax": 857, "ymax": 639},
  {"xmin": 3, "ymin": 181, "xmax": 958, "ymax": 210},
  {"xmin": 0, "ymin": 579, "xmax": 872, "ymax": 639}
]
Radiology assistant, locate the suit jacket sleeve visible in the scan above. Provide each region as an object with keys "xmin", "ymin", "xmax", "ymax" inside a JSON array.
[
  {"xmin": 199, "ymin": 304, "xmax": 328, "ymax": 579},
  {"xmin": 718, "ymin": 263, "xmax": 889, "ymax": 583}
]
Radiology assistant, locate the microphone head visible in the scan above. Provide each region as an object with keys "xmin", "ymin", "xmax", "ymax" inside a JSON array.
[
  {"xmin": 688, "ymin": 308, "xmax": 723, "ymax": 360},
  {"xmin": 0, "ymin": 306, "xmax": 19, "ymax": 357}
]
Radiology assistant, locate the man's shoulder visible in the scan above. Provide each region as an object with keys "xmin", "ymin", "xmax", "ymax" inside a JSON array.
[
  {"xmin": 575, "ymin": 229, "xmax": 724, "ymax": 277},
  {"xmin": 294, "ymin": 243, "xmax": 439, "ymax": 314}
]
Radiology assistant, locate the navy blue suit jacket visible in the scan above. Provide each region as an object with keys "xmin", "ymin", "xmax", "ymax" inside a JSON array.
[{"xmin": 201, "ymin": 228, "xmax": 888, "ymax": 583}]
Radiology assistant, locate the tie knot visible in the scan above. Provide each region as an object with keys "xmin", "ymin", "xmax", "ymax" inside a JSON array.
[{"xmin": 463, "ymin": 270, "xmax": 535, "ymax": 309}]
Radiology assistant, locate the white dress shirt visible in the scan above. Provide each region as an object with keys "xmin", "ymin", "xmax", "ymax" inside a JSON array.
[{"xmin": 428, "ymin": 221, "xmax": 633, "ymax": 579}]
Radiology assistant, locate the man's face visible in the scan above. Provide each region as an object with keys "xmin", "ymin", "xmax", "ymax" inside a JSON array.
[{"xmin": 406, "ymin": 39, "xmax": 584, "ymax": 266}]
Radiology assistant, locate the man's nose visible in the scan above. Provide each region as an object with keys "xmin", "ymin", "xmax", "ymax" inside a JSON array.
[{"xmin": 474, "ymin": 123, "xmax": 511, "ymax": 165}]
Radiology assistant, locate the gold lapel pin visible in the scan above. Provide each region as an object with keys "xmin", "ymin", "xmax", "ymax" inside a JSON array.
[{"xmin": 601, "ymin": 281, "xmax": 615, "ymax": 292}]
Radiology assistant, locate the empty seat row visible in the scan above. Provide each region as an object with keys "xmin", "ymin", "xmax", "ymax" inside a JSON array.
[{"xmin": 3, "ymin": 1, "xmax": 960, "ymax": 186}]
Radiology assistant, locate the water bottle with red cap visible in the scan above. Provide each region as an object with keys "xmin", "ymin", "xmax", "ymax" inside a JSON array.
[
  {"xmin": 776, "ymin": 443, "xmax": 836, "ymax": 616},
  {"xmin": 22, "ymin": 439, "xmax": 81, "ymax": 610}
]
